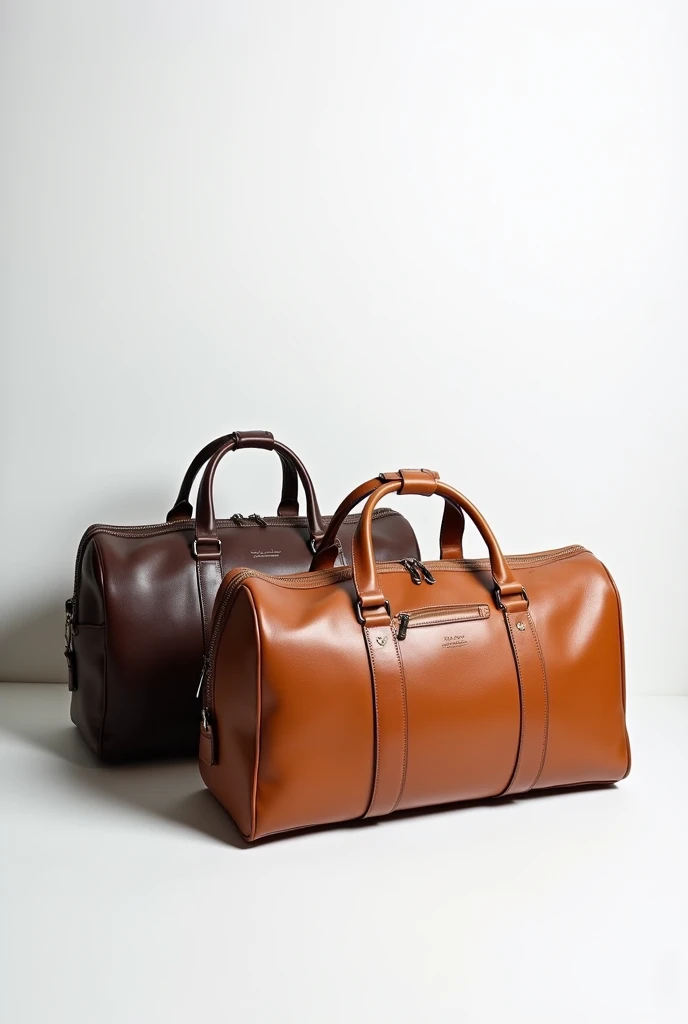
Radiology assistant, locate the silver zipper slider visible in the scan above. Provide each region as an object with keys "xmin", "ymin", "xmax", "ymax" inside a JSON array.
[
  {"xmin": 400, "ymin": 558, "xmax": 423, "ymax": 584},
  {"xmin": 230, "ymin": 513, "xmax": 246, "ymax": 525},
  {"xmin": 247, "ymin": 513, "xmax": 268, "ymax": 527},
  {"xmin": 412, "ymin": 559, "xmax": 436, "ymax": 584},
  {"xmin": 196, "ymin": 656, "xmax": 207, "ymax": 699},
  {"xmin": 397, "ymin": 613, "xmax": 410, "ymax": 641}
]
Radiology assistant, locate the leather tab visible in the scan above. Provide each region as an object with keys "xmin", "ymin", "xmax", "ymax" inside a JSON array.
[
  {"xmin": 501, "ymin": 608, "xmax": 549, "ymax": 794},
  {"xmin": 379, "ymin": 469, "xmax": 439, "ymax": 496},
  {"xmin": 363, "ymin": 625, "xmax": 408, "ymax": 817},
  {"xmin": 199, "ymin": 718, "xmax": 215, "ymax": 766},
  {"xmin": 66, "ymin": 651, "xmax": 76, "ymax": 691},
  {"xmin": 400, "ymin": 468, "xmax": 438, "ymax": 495},
  {"xmin": 234, "ymin": 430, "xmax": 274, "ymax": 450}
]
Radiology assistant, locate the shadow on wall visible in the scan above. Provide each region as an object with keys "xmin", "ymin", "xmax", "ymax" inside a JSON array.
[{"xmin": 0, "ymin": 597, "xmax": 67, "ymax": 683}]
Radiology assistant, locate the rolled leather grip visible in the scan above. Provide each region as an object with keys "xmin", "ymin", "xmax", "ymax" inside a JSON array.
[
  {"xmin": 195, "ymin": 435, "xmax": 325, "ymax": 548},
  {"xmin": 310, "ymin": 471, "xmax": 465, "ymax": 571},
  {"xmin": 166, "ymin": 430, "xmax": 300, "ymax": 522}
]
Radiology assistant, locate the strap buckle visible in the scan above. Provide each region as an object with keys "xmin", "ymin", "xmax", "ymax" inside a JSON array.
[
  {"xmin": 192, "ymin": 538, "xmax": 223, "ymax": 559},
  {"xmin": 494, "ymin": 585, "xmax": 529, "ymax": 611},
  {"xmin": 356, "ymin": 599, "xmax": 391, "ymax": 625}
]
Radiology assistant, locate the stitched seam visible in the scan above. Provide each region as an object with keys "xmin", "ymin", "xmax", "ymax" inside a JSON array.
[
  {"xmin": 197, "ymin": 562, "xmax": 209, "ymax": 644},
  {"xmin": 245, "ymin": 586, "xmax": 262, "ymax": 843},
  {"xmin": 93, "ymin": 539, "xmax": 107, "ymax": 760},
  {"xmin": 363, "ymin": 629, "xmax": 382, "ymax": 816},
  {"xmin": 599, "ymin": 562, "xmax": 632, "ymax": 779},
  {"xmin": 390, "ymin": 632, "xmax": 408, "ymax": 813},
  {"xmin": 527, "ymin": 610, "xmax": 549, "ymax": 788},
  {"xmin": 503, "ymin": 612, "xmax": 526, "ymax": 795}
]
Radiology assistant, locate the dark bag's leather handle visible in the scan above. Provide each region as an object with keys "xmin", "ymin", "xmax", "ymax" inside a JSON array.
[
  {"xmin": 310, "ymin": 473, "xmax": 465, "ymax": 572},
  {"xmin": 351, "ymin": 469, "xmax": 525, "ymax": 624},
  {"xmin": 166, "ymin": 430, "xmax": 300, "ymax": 522},
  {"xmin": 194, "ymin": 434, "xmax": 326, "ymax": 648}
]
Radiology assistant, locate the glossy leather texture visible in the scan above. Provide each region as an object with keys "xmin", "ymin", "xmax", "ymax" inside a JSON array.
[
  {"xmin": 67, "ymin": 437, "xmax": 419, "ymax": 762},
  {"xmin": 201, "ymin": 470, "xmax": 631, "ymax": 842}
]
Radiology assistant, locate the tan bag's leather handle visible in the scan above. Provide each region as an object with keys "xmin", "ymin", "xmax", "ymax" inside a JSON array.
[
  {"xmin": 166, "ymin": 430, "xmax": 300, "ymax": 522},
  {"xmin": 351, "ymin": 469, "xmax": 526, "ymax": 625},
  {"xmin": 310, "ymin": 474, "xmax": 465, "ymax": 572}
]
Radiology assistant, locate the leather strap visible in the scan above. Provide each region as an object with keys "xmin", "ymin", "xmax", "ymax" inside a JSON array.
[
  {"xmin": 348, "ymin": 474, "xmax": 549, "ymax": 804},
  {"xmin": 351, "ymin": 475, "xmax": 521, "ymax": 623},
  {"xmin": 310, "ymin": 471, "xmax": 465, "ymax": 572},
  {"xmin": 166, "ymin": 430, "xmax": 300, "ymax": 522},
  {"xmin": 194, "ymin": 435, "xmax": 326, "ymax": 648},
  {"xmin": 195, "ymin": 542, "xmax": 224, "ymax": 653},
  {"xmin": 362, "ymin": 624, "xmax": 408, "ymax": 818},
  {"xmin": 499, "ymin": 600, "xmax": 549, "ymax": 795}
]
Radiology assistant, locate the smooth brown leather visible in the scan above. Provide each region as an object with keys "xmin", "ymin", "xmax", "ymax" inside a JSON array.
[
  {"xmin": 67, "ymin": 437, "xmax": 419, "ymax": 762},
  {"xmin": 201, "ymin": 470, "xmax": 631, "ymax": 841},
  {"xmin": 166, "ymin": 430, "xmax": 301, "ymax": 521}
]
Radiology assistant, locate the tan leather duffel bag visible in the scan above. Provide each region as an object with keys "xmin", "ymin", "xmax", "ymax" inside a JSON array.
[{"xmin": 200, "ymin": 469, "xmax": 631, "ymax": 842}]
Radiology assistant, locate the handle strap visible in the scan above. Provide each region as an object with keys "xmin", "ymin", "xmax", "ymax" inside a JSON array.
[
  {"xmin": 194, "ymin": 434, "xmax": 325, "ymax": 647},
  {"xmin": 310, "ymin": 472, "xmax": 465, "ymax": 571},
  {"xmin": 349, "ymin": 470, "xmax": 549, "ymax": 812},
  {"xmin": 166, "ymin": 430, "xmax": 300, "ymax": 522}
]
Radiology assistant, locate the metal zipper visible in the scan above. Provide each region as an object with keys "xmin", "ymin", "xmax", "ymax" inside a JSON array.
[
  {"xmin": 395, "ymin": 604, "xmax": 490, "ymax": 641},
  {"xmin": 412, "ymin": 558, "xmax": 436, "ymax": 584},
  {"xmin": 399, "ymin": 558, "xmax": 436, "ymax": 584},
  {"xmin": 400, "ymin": 559, "xmax": 422, "ymax": 584}
]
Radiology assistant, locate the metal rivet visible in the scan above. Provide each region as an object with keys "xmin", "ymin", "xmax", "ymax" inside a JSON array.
[{"xmin": 516, "ymin": 621, "xmax": 526, "ymax": 631}]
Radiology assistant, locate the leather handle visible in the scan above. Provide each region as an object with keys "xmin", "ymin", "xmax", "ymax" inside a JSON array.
[
  {"xmin": 166, "ymin": 431, "xmax": 300, "ymax": 522},
  {"xmin": 310, "ymin": 473, "xmax": 465, "ymax": 572},
  {"xmin": 195, "ymin": 435, "xmax": 326, "ymax": 550},
  {"xmin": 351, "ymin": 470, "xmax": 525, "ymax": 625}
]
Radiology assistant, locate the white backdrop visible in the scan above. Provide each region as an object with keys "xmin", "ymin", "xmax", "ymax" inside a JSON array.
[{"xmin": 1, "ymin": 0, "xmax": 686, "ymax": 692}]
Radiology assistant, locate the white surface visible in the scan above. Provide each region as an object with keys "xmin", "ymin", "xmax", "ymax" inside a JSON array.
[
  {"xmin": 0, "ymin": 683, "xmax": 686, "ymax": 1023},
  {"xmin": 1, "ymin": 1, "xmax": 687, "ymax": 691}
]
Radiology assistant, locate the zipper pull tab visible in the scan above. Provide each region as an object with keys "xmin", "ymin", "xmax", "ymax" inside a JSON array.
[
  {"xmin": 397, "ymin": 613, "xmax": 410, "ymax": 641},
  {"xmin": 230, "ymin": 513, "xmax": 246, "ymax": 526},
  {"xmin": 400, "ymin": 558, "xmax": 423, "ymax": 584},
  {"xmin": 413, "ymin": 559, "xmax": 436, "ymax": 584},
  {"xmin": 247, "ymin": 513, "xmax": 267, "ymax": 527},
  {"xmin": 196, "ymin": 655, "xmax": 207, "ymax": 699}
]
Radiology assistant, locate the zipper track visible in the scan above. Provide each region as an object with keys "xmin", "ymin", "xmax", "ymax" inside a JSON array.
[
  {"xmin": 69, "ymin": 507, "xmax": 402, "ymax": 619},
  {"xmin": 396, "ymin": 604, "xmax": 490, "ymax": 623},
  {"xmin": 394, "ymin": 604, "xmax": 490, "ymax": 639},
  {"xmin": 203, "ymin": 544, "xmax": 586, "ymax": 712}
]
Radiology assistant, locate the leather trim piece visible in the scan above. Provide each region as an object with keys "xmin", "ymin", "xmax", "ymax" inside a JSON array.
[
  {"xmin": 363, "ymin": 625, "xmax": 408, "ymax": 817},
  {"xmin": 500, "ymin": 607, "xmax": 549, "ymax": 795},
  {"xmin": 196, "ymin": 552, "xmax": 225, "ymax": 650}
]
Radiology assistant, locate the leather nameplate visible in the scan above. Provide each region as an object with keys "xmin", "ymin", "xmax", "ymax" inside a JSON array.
[
  {"xmin": 501, "ymin": 609, "xmax": 549, "ymax": 795},
  {"xmin": 363, "ymin": 626, "xmax": 408, "ymax": 817}
]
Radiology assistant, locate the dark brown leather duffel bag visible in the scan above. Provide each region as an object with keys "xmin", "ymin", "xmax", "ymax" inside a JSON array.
[
  {"xmin": 66, "ymin": 434, "xmax": 424, "ymax": 761},
  {"xmin": 200, "ymin": 469, "xmax": 630, "ymax": 842}
]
